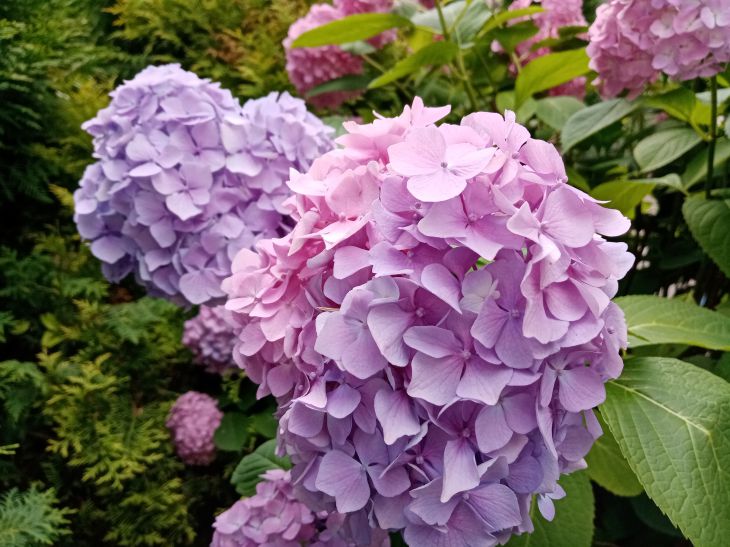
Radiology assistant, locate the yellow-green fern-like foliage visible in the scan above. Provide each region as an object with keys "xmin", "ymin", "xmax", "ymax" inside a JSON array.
[{"xmin": 108, "ymin": 0, "xmax": 312, "ymax": 98}]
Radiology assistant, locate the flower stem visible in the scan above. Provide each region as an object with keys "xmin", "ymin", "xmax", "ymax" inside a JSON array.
[
  {"xmin": 434, "ymin": 0, "xmax": 450, "ymax": 42},
  {"xmin": 705, "ymin": 76, "xmax": 718, "ymax": 200}
]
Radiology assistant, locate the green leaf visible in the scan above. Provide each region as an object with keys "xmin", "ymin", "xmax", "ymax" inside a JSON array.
[
  {"xmin": 683, "ymin": 193, "xmax": 730, "ymax": 277},
  {"xmin": 479, "ymin": 6, "xmax": 544, "ymax": 37},
  {"xmin": 566, "ymin": 166, "xmax": 590, "ymax": 192},
  {"xmin": 562, "ymin": 99, "xmax": 639, "ymax": 151},
  {"xmin": 643, "ymin": 87, "xmax": 696, "ymax": 122},
  {"xmin": 213, "ymin": 412, "xmax": 248, "ymax": 452},
  {"xmin": 535, "ymin": 96, "xmax": 584, "ymax": 131},
  {"xmin": 249, "ymin": 411, "xmax": 278, "ymax": 439},
  {"xmin": 591, "ymin": 175, "xmax": 683, "ymax": 216},
  {"xmin": 682, "ymin": 137, "xmax": 730, "ymax": 189},
  {"xmin": 506, "ymin": 472, "xmax": 594, "ymax": 547},
  {"xmin": 291, "ymin": 13, "xmax": 411, "ymax": 47},
  {"xmin": 496, "ymin": 91, "xmax": 537, "ymax": 123},
  {"xmin": 630, "ymin": 495, "xmax": 683, "ymax": 537},
  {"xmin": 230, "ymin": 440, "xmax": 291, "ymax": 496},
  {"xmin": 368, "ymin": 41, "xmax": 458, "ymax": 88},
  {"xmin": 586, "ymin": 412, "xmax": 643, "ymax": 497},
  {"xmin": 616, "ymin": 295, "xmax": 730, "ymax": 350},
  {"xmin": 634, "ymin": 127, "xmax": 702, "ymax": 173},
  {"xmin": 514, "ymin": 48, "xmax": 589, "ymax": 108},
  {"xmin": 601, "ymin": 357, "xmax": 730, "ymax": 547},
  {"xmin": 412, "ymin": 0, "xmax": 491, "ymax": 42},
  {"xmin": 491, "ymin": 21, "xmax": 539, "ymax": 54},
  {"xmin": 590, "ymin": 180, "xmax": 655, "ymax": 216},
  {"xmin": 305, "ymin": 74, "xmax": 372, "ymax": 98}
]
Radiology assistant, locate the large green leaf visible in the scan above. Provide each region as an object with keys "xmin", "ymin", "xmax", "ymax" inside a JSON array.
[
  {"xmin": 591, "ymin": 175, "xmax": 683, "ymax": 216},
  {"xmin": 369, "ymin": 41, "xmax": 458, "ymax": 88},
  {"xmin": 561, "ymin": 99, "xmax": 638, "ymax": 151},
  {"xmin": 602, "ymin": 357, "xmax": 730, "ymax": 547},
  {"xmin": 411, "ymin": 0, "xmax": 491, "ymax": 41},
  {"xmin": 230, "ymin": 440, "xmax": 291, "ymax": 496},
  {"xmin": 683, "ymin": 137, "xmax": 730, "ymax": 189},
  {"xmin": 643, "ymin": 87, "xmax": 696, "ymax": 123},
  {"xmin": 291, "ymin": 13, "xmax": 411, "ymax": 47},
  {"xmin": 514, "ymin": 49, "xmax": 589, "ymax": 108},
  {"xmin": 213, "ymin": 412, "xmax": 248, "ymax": 452},
  {"xmin": 306, "ymin": 74, "xmax": 371, "ymax": 98},
  {"xmin": 535, "ymin": 96, "xmax": 584, "ymax": 131},
  {"xmin": 634, "ymin": 127, "xmax": 702, "ymax": 173},
  {"xmin": 506, "ymin": 472, "xmax": 594, "ymax": 547},
  {"xmin": 586, "ymin": 412, "xmax": 643, "ymax": 497},
  {"xmin": 478, "ymin": 6, "xmax": 544, "ymax": 37},
  {"xmin": 683, "ymin": 194, "xmax": 730, "ymax": 277},
  {"xmin": 616, "ymin": 295, "xmax": 730, "ymax": 350}
]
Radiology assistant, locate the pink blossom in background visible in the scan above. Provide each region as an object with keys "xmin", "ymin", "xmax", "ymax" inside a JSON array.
[
  {"xmin": 223, "ymin": 98, "xmax": 633, "ymax": 544},
  {"xmin": 284, "ymin": 4, "xmax": 365, "ymax": 109},
  {"xmin": 588, "ymin": 0, "xmax": 730, "ymax": 98},
  {"xmin": 166, "ymin": 391, "xmax": 223, "ymax": 466},
  {"xmin": 211, "ymin": 469, "xmax": 389, "ymax": 546},
  {"xmin": 506, "ymin": 0, "xmax": 588, "ymax": 98},
  {"xmin": 182, "ymin": 305, "xmax": 238, "ymax": 374}
]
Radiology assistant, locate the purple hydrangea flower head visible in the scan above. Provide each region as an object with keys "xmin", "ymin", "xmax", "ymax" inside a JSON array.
[
  {"xmin": 284, "ymin": 4, "xmax": 365, "ymax": 109},
  {"xmin": 183, "ymin": 305, "xmax": 238, "ymax": 374},
  {"xmin": 504, "ymin": 0, "xmax": 588, "ymax": 98},
  {"xmin": 211, "ymin": 469, "xmax": 389, "ymax": 546},
  {"xmin": 75, "ymin": 64, "xmax": 334, "ymax": 305},
  {"xmin": 223, "ymin": 98, "xmax": 633, "ymax": 543},
  {"xmin": 588, "ymin": 0, "xmax": 730, "ymax": 98},
  {"xmin": 166, "ymin": 391, "xmax": 223, "ymax": 465}
]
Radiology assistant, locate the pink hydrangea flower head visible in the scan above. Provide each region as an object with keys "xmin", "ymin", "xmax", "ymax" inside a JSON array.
[
  {"xmin": 166, "ymin": 391, "xmax": 223, "ymax": 465},
  {"xmin": 505, "ymin": 0, "xmax": 588, "ymax": 98},
  {"xmin": 223, "ymin": 98, "xmax": 633, "ymax": 543},
  {"xmin": 284, "ymin": 4, "xmax": 365, "ymax": 109},
  {"xmin": 211, "ymin": 469, "xmax": 390, "ymax": 546},
  {"xmin": 182, "ymin": 305, "xmax": 238, "ymax": 374},
  {"xmin": 588, "ymin": 0, "xmax": 730, "ymax": 98},
  {"xmin": 75, "ymin": 64, "xmax": 333, "ymax": 305}
]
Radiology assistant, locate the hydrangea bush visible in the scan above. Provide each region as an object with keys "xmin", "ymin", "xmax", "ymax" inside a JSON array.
[
  {"xmin": 166, "ymin": 391, "xmax": 223, "ymax": 466},
  {"xmin": 212, "ymin": 469, "xmax": 389, "ymax": 546},
  {"xmin": 182, "ymin": 305, "xmax": 238, "ymax": 374},
  {"xmin": 74, "ymin": 64, "xmax": 333, "ymax": 305},
  {"xmin": 223, "ymin": 98, "xmax": 633, "ymax": 543},
  {"xmin": 588, "ymin": 0, "xmax": 730, "ymax": 98}
]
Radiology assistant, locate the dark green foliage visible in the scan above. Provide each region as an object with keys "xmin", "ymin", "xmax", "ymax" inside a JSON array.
[{"xmin": 108, "ymin": 0, "xmax": 312, "ymax": 97}]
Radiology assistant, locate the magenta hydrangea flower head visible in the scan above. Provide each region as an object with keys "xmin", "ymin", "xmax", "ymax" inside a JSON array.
[
  {"xmin": 223, "ymin": 98, "xmax": 633, "ymax": 543},
  {"xmin": 588, "ymin": 0, "xmax": 730, "ymax": 98},
  {"xmin": 166, "ymin": 391, "xmax": 223, "ymax": 466},
  {"xmin": 75, "ymin": 64, "xmax": 334, "ymax": 305},
  {"xmin": 182, "ymin": 305, "xmax": 238, "ymax": 374},
  {"xmin": 284, "ymin": 4, "xmax": 365, "ymax": 109},
  {"xmin": 505, "ymin": 0, "xmax": 588, "ymax": 98},
  {"xmin": 211, "ymin": 469, "xmax": 390, "ymax": 546}
]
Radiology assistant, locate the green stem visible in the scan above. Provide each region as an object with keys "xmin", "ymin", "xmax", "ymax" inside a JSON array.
[
  {"xmin": 706, "ymin": 76, "xmax": 718, "ymax": 199},
  {"xmin": 434, "ymin": 0, "xmax": 450, "ymax": 41}
]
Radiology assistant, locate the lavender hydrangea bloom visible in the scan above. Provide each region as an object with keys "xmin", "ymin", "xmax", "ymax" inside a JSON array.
[
  {"xmin": 75, "ymin": 64, "xmax": 333, "ymax": 305},
  {"xmin": 211, "ymin": 469, "xmax": 389, "ymax": 547},
  {"xmin": 166, "ymin": 391, "xmax": 223, "ymax": 466},
  {"xmin": 223, "ymin": 98, "xmax": 633, "ymax": 543},
  {"xmin": 182, "ymin": 305, "xmax": 238, "ymax": 374},
  {"xmin": 588, "ymin": 0, "xmax": 730, "ymax": 98}
]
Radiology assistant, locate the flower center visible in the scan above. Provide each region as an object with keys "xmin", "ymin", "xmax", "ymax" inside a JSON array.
[
  {"xmin": 467, "ymin": 212, "xmax": 479, "ymax": 223},
  {"xmin": 461, "ymin": 427, "xmax": 471, "ymax": 438},
  {"xmin": 415, "ymin": 307, "xmax": 425, "ymax": 318},
  {"xmin": 510, "ymin": 309, "xmax": 520, "ymax": 319},
  {"xmin": 461, "ymin": 350, "xmax": 472, "ymax": 360},
  {"xmin": 440, "ymin": 161, "xmax": 448, "ymax": 169},
  {"xmin": 415, "ymin": 455, "xmax": 425, "ymax": 465}
]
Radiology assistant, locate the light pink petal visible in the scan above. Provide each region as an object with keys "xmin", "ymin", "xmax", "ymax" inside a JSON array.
[
  {"xmin": 407, "ymin": 169, "xmax": 468, "ymax": 203},
  {"xmin": 388, "ymin": 126, "xmax": 445, "ymax": 176},
  {"xmin": 166, "ymin": 192, "xmax": 201, "ymax": 221},
  {"xmin": 420, "ymin": 263, "xmax": 462, "ymax": 312}
]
